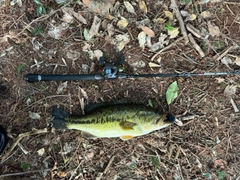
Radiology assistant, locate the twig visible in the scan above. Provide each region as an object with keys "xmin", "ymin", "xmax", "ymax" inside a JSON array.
[
  {"xmin": 170, "ymin": 0, "xmax": 189, "ymax": 44},
  {"xmin": 188, "ymin": 33, "xmax": 205, "ymax": 58},
  {"xmin": 213, "ymin": 46, "xmax": 234, "ymax": 61},
  {"xmin": 103, "ymin": 155, "xmax": 115, "ymax": 174},
  {"xmin": 230, "ymin": 98, "xmax": 239, "ymax": 113},
  {"xmin": 1, "ymin": 128, "xmax": 48, "ymax": 163},
  {"xmin": 23, "ymin": 95, "xmax": 70, "ymax": 110},
  {"xmin": 186, "ymin": 24, "xmax": 201, "ymax": 38},
  {"xmin": 96, "ymin": 155, "xmax": 115, "ymax": 180},
  {"xmin": 69, "ymin": 160, "xmax": 83, "ymax": 180},
  {"xmin": 223, "ymin": 1, "xmax": 240, "ymax": 5},
  {"xmin": 17, "ymin": 9, "xmax": 61, "ymax": 36},
  {"xmin": 224, "ymin": 134, "xmax": 232, "ymax": 159},
  {"xmin": 17, "ymin": 143, "xmax": 29, "ymax": 154},
  {"xmin": 0, "ymin": 169, "xmax": 51, "ymax": 178},
  {"xmin": 151, "ymin": 37, "xmax": 184, "ymax": 61},
  {"xmin": 177, "ymin": 114, "xmax": 199, "ymax": 121}
]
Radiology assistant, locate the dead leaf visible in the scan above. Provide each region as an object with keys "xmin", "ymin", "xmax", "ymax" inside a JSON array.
[
  {"xmin": 57, "ymin": 81, "xmax": 68, "ymax": 94},
  {"xmin": 29, "ymin": 111, "xmax": 41, "ymax": 120},
  {"xmin": 66, "ymin": 50, "xmax": 80, "ymax": 61},
  {"xmin": 117, "ymin": 18, "xmax": 128, "ymax": 29},
  {"xmin": 107, "ymin": 23, "xmax": 115, "ymax": 37},
  {"xmin": 221, "ymin": 56, "xmax": 232, "ymax": 69},
  {"xmin": 215, "ymin": 78, "xmax": 225, "ymax": 83},
  {"xmin": 148, "ymin": 62, "xmax": 161, "ymax": 68},
  {"xmin": 201, "ymin": 11, "xmax": 212, "ymax": 19},
  {"xmin": 141, "ymin": 26, "xmax": 155, "ymax": 37},
  {"xmin": 228, "ymin": 54, "xmax": 240, "ymax": 66},
  {"xmin": 213, "ymin": 159, "xmax": 227, "ymax": 169},
  {"xmin": 1, "ymin": 30, "xmax": 29, "ymax": 43},
  {"xmin": 224, "ymin": 85, "xmax": 237, "ymax": 96},
  {"xmin": 82, "ymin": 0, "xmax": 114, "ymax": 15},
  {"xmin": 180, "ymin": 10, "xmax": 190, "ymax": 17},
  {"xmin": 37, "ymin": 148, "xmax": 45, "ymax": 156},
  {"xmin": 164, "ymin": 11, "xmax": 173, "ymax": 20},
  {"xmin": 124, "ymin": 1, "xmax": 136, "ymax": 14},
  {"xmin": 48, "ymin": 22, "xmax": 69, "ymax": 39},
  {"xmin": 210, "ymin": 0, "xmax": 222, "ymax": 3},
  {"xmin": 10, "ymin": 0, "xmax": 22, "ymax": 7},
  {"xmin": 93, "ymin": 49, "xmax": 103, "ymax": 60},
  {"xmin": 154, "ymin": 17, "xmax": 165, "ymax": 24},
  {"xmin": 61, "ymin": 9, "xmax": 74, "ymax": 24},
  {"xmin": 62, "ymin": 8, "xmax": 87, "ymax": 24},
  {"xmin": 146, "ymin": 33, "xmax": 169, "ymax": 52},
  {"xmin": 86, "ymin": 151, "xmax": 95, "ymax": 159},
  {"xmin": 185, "ymin": 14, "xmax": 196, "ymax": 21},
  {"xmin": 167, "ymin": 27, "xmax": 179, "ymax": 39},
  {"xmin": 88, "ymin": 16, "xmax": 101, "ymax": 40},
  {"xmin": 138, "ymin": 0, "xmax": 147, "ymax": 14},
  {"xmin": 129, "ymin": 60, "xmax": 146, "ymax": 71},
  {"xmin": 138, "ymin": 31, "xmax": 146, "ymax": 49},
  {"xmin": 104, "ymin": 14, "xmax": 115, "ymax": 20},
  {"xmin": 111, "ymin": 34, "xmax": 130, "ymax": 51},
  {"xmin": 208, "ymin": 21, "xmax": 220, "ymax": 37}
]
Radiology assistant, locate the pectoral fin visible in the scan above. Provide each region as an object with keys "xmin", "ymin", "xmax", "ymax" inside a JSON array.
[
  {"xmin": 119, "ymin": 121, "xmax": 137, "ymax": 130},
  {"xmin": 81, "ymin": 131, "xmax": 98, "ymax": 139},
  {"xmin": 120, "ymin": 135, "xmax": 134, "ymax": 140}
]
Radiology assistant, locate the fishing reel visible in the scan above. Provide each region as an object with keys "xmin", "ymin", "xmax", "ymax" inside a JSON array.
[{"xmin": 99, "ymin": 55, "xmax": 125, "ymax": 79}]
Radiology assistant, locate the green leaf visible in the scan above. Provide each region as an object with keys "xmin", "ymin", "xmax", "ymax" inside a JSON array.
[
  {"xmin": 17, "ymin": 63, "xmax": 26, "ymax": 74},
  {"xmin": 34, "ymin": 0, "xmax": 42, "ymax": 5},
  {"xmin": 83, "ymin": 28, "xmax": 90, "ymax": 41},
  {"xmin": 42, "ymin": 6, "xmax": 47, "ymax": 15},
  {"xmin": 20, "ymin": 162, "xmax": 29, "ymax": 171},
  {"xmin": 36, "ymin": 5, "xmax": 43, "ymax": 16},
  {"xmin": 166, "ymin": 81, "xmax": 178, "ymax": 105},
  {"xmin": 165, "ymin": 22, "xmax": 173, "ymax": 31},
  {"xmin": 151, "ymin": 156, "xmax": 160, "ymax": 169},
  {"xmin": 202, "ymin": 173, "xmax": 212, "ymax": 179},
  {"xmin": 180, "ymin": 0, "xmax": 190, "ymax": 4},
  {"xmin": 216, "ymin": 170, "xmax": 226, "ymax": 180},
  {"xmin": 31, "ymin": 26, "xmax": 42, "ymax": 36}
]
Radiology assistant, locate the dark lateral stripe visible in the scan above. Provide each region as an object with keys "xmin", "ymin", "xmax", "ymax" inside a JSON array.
[{"xmin": 67, "ymin": 116, "xmax": 126, "ymax": 125}]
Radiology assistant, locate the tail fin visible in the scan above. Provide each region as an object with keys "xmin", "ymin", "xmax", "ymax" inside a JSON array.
[{"xmin": 51, "ymin": 107, "xmax": 69, "ymax": 129}]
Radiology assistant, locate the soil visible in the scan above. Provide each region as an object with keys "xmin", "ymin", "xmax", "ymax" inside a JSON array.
[{"xmin": 0, "ymin": 0, "xmax": 240, "ymax": 179}]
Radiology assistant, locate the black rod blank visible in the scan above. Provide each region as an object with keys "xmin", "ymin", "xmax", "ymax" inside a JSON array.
[{"xmin": 26, "ymin": 70, "xmax": 240, "ymax": 83}]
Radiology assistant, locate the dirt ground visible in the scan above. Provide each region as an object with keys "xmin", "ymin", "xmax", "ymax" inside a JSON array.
[{"xmin": 0, "ymin": 0, "xmax": 240, "ymax": 179}]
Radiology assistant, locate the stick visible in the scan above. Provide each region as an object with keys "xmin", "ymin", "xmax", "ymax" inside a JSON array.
[
  {"xmin": 1, "ymin": 128, "xmax": 48, "ymax": 163},
  {"xmin": 170, "ymin": 0, "xmax": 189, "ymax": 44},
  {"xmin": 103, "ymin": 155, "xmax": 115, "ymax": 174},
  {"xmin": 188, "ymin": 33, "xmax": 205, "ymax": 58},
  {"xmin": 230, "ymin": 98, "xmax": 239, "ymax": 113},
  {"xmin": 96, "ymin": 156, "xmax": 115, "ymax": 180},
  {"xmin": 186, "ymin": 24, "xmax": 201, "ymax": 38},
  {"xmin": 213, "ymin": 46, "xmax": 234, "ymax": 61},
  {"xmin": 151, "ymin": 37, "xmax": 184, "ymax": 61},
  {"xmin": 0, "ymin": 169, "xmax": 51, "ymax": 178}
]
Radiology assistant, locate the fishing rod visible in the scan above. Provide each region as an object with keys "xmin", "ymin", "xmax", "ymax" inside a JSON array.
[{"xmin": 25, "ymin": 56, "xmax": 240, "ymax": 83}]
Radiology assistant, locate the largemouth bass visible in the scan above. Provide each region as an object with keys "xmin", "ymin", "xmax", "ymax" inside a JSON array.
[{"xmin": 51, "ymin": 104, "xmax": 175, "ymax": 140}]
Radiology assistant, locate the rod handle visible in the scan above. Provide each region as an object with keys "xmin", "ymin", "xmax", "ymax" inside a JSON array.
[{"xmin": 25, "ymin": 74, "xmax": 104, "ymax": 82}]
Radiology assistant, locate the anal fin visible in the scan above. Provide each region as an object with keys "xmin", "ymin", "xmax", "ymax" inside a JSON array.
[{"xmin": 120, "ymin": 135, "xmax": 134, "ymax": 140}]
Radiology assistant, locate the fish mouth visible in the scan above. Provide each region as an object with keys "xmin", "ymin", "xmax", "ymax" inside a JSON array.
[{"xmin": 165, "ymin": 113, "xmax": 176, "ymax": 123}]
